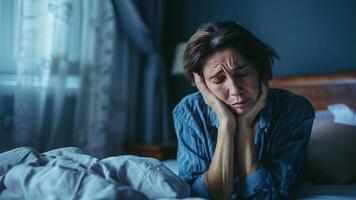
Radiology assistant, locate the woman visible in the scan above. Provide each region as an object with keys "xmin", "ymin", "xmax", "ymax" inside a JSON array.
[{"xmin": 173, "ymin": 21, "xmax": 314, "ymax": 200}]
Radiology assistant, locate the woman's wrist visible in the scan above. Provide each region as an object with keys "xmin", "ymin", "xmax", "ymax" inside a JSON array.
[{"xmin": 219, "ymin": 117, "xmax": 236, "ymax": 133}]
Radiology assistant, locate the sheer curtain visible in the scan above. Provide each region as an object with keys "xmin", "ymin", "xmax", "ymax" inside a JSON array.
[
  {"xmin": 0, "ymin": 0, "xmax": 172, "ymax": 157},
  {"xmin": 12, "ymin": 0, "xmax": 116, "ymax": 157}
]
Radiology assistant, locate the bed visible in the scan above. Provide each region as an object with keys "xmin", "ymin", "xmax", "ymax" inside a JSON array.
[
  {"xmin": 268, "ymin": 72, "xmax": 356, "ymax": 199},
  {"xmin": 163, "ymin": 72, "xmax": 356, "ymax": 199},
  {"xmin": 1, "ymin": 73, "xmax": 355, "ymax": 199}
]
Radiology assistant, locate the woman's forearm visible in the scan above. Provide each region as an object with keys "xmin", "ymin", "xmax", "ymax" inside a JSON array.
[
  {"xmin": 204, "ymin": 119, "xmax": 235, "ymax": 200},
  {"xmin": 236, "ymin": 123, "xmax": 259, "ymax": 177}
]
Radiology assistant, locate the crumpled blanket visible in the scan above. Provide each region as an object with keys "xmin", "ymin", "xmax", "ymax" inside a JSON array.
[{"xmin": 0, "ymin": 147, "xmax": 191, "ymax": 200}]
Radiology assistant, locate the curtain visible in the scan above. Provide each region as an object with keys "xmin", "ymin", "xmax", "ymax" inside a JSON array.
[
  {"xmin": 13, "ymin": 0, "xmax": 117, "ymax": 158},
  {"xmin": 111, "ymin": 0, "xmax": 173, "ymax": 145},
  {"xmin": 72, "ymin": 1, "xmax": 116, "ymax": 158},
  {"xmin": 1, "ymin": 0, "xmax": 172, "ymax": 157}
]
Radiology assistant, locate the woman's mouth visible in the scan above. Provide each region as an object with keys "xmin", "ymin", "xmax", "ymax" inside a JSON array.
[{"xmin": 231, "ymin": 100, "xmax": 248, "ymax": 108}]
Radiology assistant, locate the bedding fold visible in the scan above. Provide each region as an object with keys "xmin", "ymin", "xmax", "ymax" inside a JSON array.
[{"xmin": 0, "ymin": 147, "xmax": 190, "ymax": 200}]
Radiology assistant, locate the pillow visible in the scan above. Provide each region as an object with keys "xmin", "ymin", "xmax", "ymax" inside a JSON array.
[
  {"xmin": 305, "ymin": 110, "xmax": 356, "ymax": 184},
  {"xmin": 328, "ymin": 104, "xmax": 356, "ymax": 126},
  {"xmin": 101, "ymin": 155, "xmax": 191, "ymax": 199}
]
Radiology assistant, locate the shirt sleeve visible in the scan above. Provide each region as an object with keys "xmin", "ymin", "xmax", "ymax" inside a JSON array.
[
  {"xmin": 173, "ymin": 107, "xmax": 210, "ymax": 198},
  {"xmin": 236, "ymin": 97, "xmax": 315, "ymax": 199}
]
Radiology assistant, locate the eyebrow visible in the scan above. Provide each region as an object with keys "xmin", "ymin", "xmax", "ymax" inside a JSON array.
[
  {"xmin": 229, "ymin": 64, "xmax": 248, "ymax": 73},
  {"xmin": 209, "ymin": 70, "xmax": 224, "ymax": 79},
  {"xmin": 208, "ymin": 64, "xmax": 248, "ymax": 78}
]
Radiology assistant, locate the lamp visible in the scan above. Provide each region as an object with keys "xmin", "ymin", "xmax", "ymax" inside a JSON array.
[{"xmin": 171, "ymin": 42, "xmax": 187, "ymax": 75}]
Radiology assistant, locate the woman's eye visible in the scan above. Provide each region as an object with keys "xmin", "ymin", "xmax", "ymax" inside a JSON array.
[{"xmin": 212, "ymin": 76, "xmax": 225, "ymax": 84}]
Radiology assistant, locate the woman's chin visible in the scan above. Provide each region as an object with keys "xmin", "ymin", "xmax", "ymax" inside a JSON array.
[
  {"xmin": 230, "ymin": 100, "xmax": 253, "ymax": 115},
  {"xmin": 232, "ymin": 108, "xmax": 247, "ymax": 115},
  {"xmin": 231, "ymin": 104, "xmax": 253, "ymax": 115}
]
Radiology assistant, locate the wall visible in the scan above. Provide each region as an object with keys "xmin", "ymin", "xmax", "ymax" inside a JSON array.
[{"xmin": 164, "ymin": 0, "xmax": 356, "ymax": 77}]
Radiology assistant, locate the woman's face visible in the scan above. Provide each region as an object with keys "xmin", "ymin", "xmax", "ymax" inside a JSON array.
[{"xmin": 202, "ymin": 48, "xmax": 260, "ymax": 115}]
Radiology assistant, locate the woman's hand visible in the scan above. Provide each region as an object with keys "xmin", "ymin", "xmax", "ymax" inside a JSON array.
[
  {"xmin": 234, "ymin": 81, "xmax": 268, "ymax": 177},
  {"xmin": 195, "ymin": 72, "xmax": 235, "ymax": 200},
  {"xmin": 238, "ymin": 81, "xmax": 269, "ymax": 128},
  {"xmin": 194, "ymin": 73, "xmax": 236, "ymax": 130}
]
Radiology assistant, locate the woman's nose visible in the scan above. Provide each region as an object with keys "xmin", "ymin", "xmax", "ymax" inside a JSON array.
[{"xmin": 227, "ymin": 77, "xmax": 242, "ymax": 96}]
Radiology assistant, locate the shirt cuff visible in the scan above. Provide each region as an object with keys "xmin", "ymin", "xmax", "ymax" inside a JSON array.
[
  {"xmin": 236, "ymin": 165, "xmax": 268, "ymax": 198},
  {"xmin": 191, "ymin": 174, "xmax": 209, "ymax": 198}
]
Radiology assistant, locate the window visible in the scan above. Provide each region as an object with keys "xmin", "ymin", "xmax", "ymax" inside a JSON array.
[
  {"xmin": 0, "ymin": 0, "xmax": 20, "ymax": 74},
  {"xmin": 0, "ymin": 0, "xmax": 79, "ymax": 95}
]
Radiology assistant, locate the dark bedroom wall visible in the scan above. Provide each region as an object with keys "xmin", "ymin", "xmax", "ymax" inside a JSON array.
[{"xmin": 164, "ymin": 0, "xmax": 356, "ymax": 77}]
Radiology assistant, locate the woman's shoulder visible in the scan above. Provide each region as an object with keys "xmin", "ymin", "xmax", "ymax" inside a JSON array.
[
  {"xmin": 269, "ymin": 88, "xmax": 311, "ymax": 105},
  {"xmin": 173, "ymin": 92, "xmax": 211, "ymax": 123},
  {"xmin": 269, "ymin": 88, "xmax": 315, "ymax": 118},
  {"xmin": 176, "ymin": 92, "xmax": 204, "ymax": 107},
  {"xmin": 173, "ymin": 92, "xmax": 204, "ymax": 117}
]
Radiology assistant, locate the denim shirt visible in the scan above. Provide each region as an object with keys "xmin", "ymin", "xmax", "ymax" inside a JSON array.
[{"xmin": 173, "ymin": 88, "xmax": 315, "ymax": 199}]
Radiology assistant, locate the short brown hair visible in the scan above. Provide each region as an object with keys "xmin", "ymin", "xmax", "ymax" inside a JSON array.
[{"xmin": 183, "ymin": 21, "xmax": 278, "ymax": 81}]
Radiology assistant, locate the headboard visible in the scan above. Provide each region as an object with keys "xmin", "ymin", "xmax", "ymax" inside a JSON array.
[{"xmin": 269, "ymin": 72, "xmax": 356, "ymax": 110}]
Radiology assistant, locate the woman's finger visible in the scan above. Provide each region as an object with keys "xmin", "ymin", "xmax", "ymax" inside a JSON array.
[
  {"xmin": 194, "ymin": 73, "xmax": 235, "ymax": 124},
  {"xmin": 193, "ymin": 73, "xmax": 204, "ymax": 90},
  {"xmin": 257, "ymin": 81, "xmax": 269, "ymax": 105},
  {"xmin": 245, "ymin": 81, "xmax": 269, "ymax": 121},
  {"xmin": 194, "ymin": 73, "xmax": 209, "ymax": 93},
  {"xmin": 194, "ymin": 73, "xmax": 215, "ymax": 104}
]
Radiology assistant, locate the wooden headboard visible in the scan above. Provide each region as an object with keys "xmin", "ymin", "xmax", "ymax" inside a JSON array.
[{"xmin": 269, "ymin": 72, "xmax": 356, "ymax": 110}]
